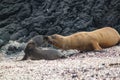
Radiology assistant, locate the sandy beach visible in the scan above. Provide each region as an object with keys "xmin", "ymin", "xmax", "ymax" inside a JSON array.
[{"xmin": 0, "ymin": 45, "xmax": 120, "ymax": 80}]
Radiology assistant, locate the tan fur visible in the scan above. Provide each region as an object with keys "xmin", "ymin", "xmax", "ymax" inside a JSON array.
[{"xmin": 45, "ymin": 27, "xmax": 120, "ymax": 51}]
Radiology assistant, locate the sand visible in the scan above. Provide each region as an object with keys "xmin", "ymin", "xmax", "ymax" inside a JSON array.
[{"xmin": 0, "ymin": 45, "xmax": 120, "ymax": 80}]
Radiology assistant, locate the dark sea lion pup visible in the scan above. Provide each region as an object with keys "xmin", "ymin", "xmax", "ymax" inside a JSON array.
[
  {"xmin": 28, "ymin": 35, "xmax": 46, "ymax": 47},
  {"xmin": 44, "ymin": 27, "xmax": 120, "ymax": 51},
  {"xmin": 22, "ymin": 40, "xmax": 67, "ymax": 60}
]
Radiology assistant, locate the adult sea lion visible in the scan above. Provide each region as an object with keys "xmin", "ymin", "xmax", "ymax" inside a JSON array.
[
  {"xmin": 44, "ymin": 27, "xmax": 120, "ymax": 51},
  {"xmin": 22, "ymin": 40, "xmax": 67, "ymax": 60}
]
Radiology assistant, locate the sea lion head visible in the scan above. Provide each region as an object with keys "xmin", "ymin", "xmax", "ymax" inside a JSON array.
[
  {"xmin": 44, "ymin": 34, "xmax": 64, "ymax": 46},
  {"xmin": 24, "ymin": 40, "xmax": 36, "ymax": 54},
  {"xmin": 23, "ymin": 40, "xmax": 42, "ymax": 60}
]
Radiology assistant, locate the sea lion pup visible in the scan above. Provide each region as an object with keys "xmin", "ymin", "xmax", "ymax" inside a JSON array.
[
  {"xmin": 28, "ymin": 35, "xmax": 47, "ymax": 47},
  {"xmin": 21, "ymin": 41, "xmax": 67, "ymax": 60},
  {"xmin": 44, "ymin": 27, "xmax": 120, "ymax": 51}
]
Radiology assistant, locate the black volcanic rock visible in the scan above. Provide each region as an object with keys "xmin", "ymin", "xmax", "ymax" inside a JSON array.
[{"xmin": 0, "ymin": 0, "xmax": 120, "ymax": 46}]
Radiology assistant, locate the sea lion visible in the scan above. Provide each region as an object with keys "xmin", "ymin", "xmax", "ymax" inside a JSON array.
[
  {"xmin": 28, "ymin": 35, "xmax": 46, "ymax": 47},
  {"xmin": 22, "ymin": 40, "xmax": 67, "ymax": 60},
  {"xmin": 44, "ymin": 27, "xmax": 120, "ymax": 51}
]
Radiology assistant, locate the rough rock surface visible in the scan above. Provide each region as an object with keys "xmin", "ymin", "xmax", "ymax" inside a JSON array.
[
  {"xmin": 1, "ymin": 41, "xmax": 26, "ymax": 55},
  {"xmin": 0, "ymin": 0, "xmax": 120, "ymax": 45}
]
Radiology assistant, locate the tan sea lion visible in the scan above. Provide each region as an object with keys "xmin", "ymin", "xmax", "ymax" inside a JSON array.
[
  {"xmin": 22, "ymin": 40, "xmax": 68, "ymax": 60},
  {"xmin": 44, "ymin": 27, "xmax": 120, "ymax": 51}
]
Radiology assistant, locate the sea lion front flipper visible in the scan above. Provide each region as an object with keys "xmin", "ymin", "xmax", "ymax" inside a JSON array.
[
  {"xmin": 21, "ymin": 53, "xmax": 28, "ymax": 60},
  {"xmin": 91, "ymin": 40, "xmax": 102, "ymax": 51}
]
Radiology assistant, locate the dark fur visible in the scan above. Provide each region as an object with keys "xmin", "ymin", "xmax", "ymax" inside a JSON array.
[
  {"xmin": 29, "ymin": 35, "xmax": 46, "ymax": 47},
  {"xmin": 22, "ymin": 41, "xmax": 66, "ymax": 60}
]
